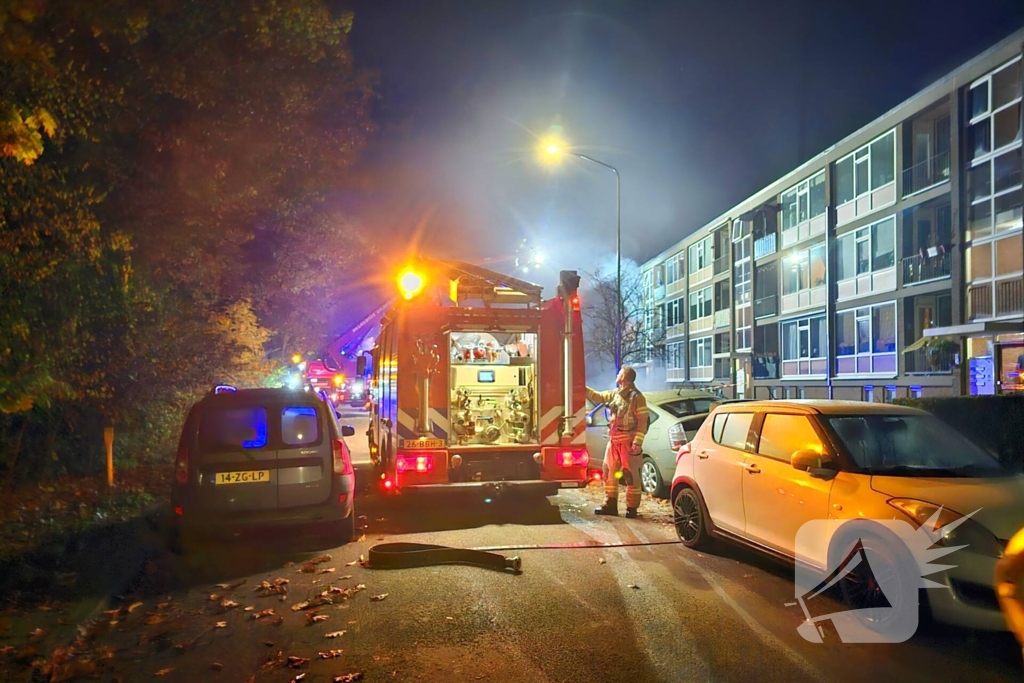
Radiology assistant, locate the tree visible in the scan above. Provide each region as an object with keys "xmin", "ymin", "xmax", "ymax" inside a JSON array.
[{"xmin": 581, "ymin": 261, "xmax": 664, "ymax": 374}]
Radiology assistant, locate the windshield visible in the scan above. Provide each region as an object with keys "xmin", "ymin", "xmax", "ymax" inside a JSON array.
[{"xmin": 825, "ymin": 414, "xmax": 1005, "ymax": 477}]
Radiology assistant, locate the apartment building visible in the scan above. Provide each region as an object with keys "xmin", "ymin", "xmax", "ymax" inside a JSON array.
[{"xmin": 639, "ymin": 29, "xmax": 1024, "ymax": 400}]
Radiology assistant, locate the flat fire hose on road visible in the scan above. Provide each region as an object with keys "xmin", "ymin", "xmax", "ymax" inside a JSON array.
[{"xmin": 366, "ymin": 540, "xmax": 683, "ymax": 574}]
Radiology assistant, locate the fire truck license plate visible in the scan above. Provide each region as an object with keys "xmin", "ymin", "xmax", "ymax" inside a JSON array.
[
  {"xmin": 215, "ymin": 470, "xmax": 270, "ymax": 485},
  {"xmin": 401, "ymin": 438, "xmax": 445, "ymax": 449}
]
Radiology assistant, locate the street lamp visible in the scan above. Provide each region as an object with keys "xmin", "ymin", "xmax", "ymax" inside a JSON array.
[{"xmin": 537, "ymin": 132, "xmax": 622, "ymax": 370}]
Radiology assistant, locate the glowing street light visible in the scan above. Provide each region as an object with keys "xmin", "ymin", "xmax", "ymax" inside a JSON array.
[{"xmin": 535, "ymin": 130, "xmax": 623, "ymax": 370}]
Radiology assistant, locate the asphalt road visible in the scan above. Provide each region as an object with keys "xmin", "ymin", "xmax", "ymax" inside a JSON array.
[{"xmin": 71, "ymin": 411, "xmax": 1023, "ymax": 683}]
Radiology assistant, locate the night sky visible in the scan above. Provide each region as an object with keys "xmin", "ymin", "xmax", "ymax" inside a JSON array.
[{"xmin": 341, "ymin": 0, "xmax": 1024, "ymax": 291}]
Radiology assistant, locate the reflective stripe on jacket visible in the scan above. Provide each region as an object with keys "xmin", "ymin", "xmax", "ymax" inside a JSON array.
[{"xmin": 586, "ymin": 385, "xmax": 649, "ymax": 446}]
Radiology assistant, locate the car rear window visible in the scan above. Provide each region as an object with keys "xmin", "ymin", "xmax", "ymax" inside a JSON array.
[
  {"xmin": 199, "ymin": 407, "xmax": 269, "ymax": 450},
  {"xmin": 712, "ymin": 413, "xmax": 754, "ymax": 450},
  {"xmin": 198, "ymin": 403, "xmax": 323, "ymax": 450},
  {"xmin": 282, "ymin": 406, "xmax": 319, "ymax": 445}
]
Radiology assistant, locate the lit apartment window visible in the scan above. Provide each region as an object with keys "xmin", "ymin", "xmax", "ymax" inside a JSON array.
[
  {"xmin": 965, "ymin": 232, "xmax": 1024, "ymax": 320},
  {"xmin": 966, "ymin": 58, "xmax": 1022, "ymax": 260},
  {"xmin": 689, "ymin": 336, "xmax": 713, "ymax": 380},
  {"xmin": 780, "ymin": 314, "xmax": 827, "ymax": 378},
  {"xmin": 835, "ymin": 130, "xmax": 896, "ymax": 224},
  {"xmin": 781, "ymin": 242, "xmax": 827, "ymax": 312},
  {"xmin": 836, "ymin": 216, "xmax": 897, "ymax": 300},
  {"xmin": 780, "ymin": 171, "xmax": 827, "ymax": 247},
  {"xmin": 836, "ymin": 302, "xmax": 897, "ymax": 376}
]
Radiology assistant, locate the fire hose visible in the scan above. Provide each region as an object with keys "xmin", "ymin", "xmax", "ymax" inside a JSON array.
[{"xmin": 366, "ymin": 540, "xmax": 683, "ymax": 575}]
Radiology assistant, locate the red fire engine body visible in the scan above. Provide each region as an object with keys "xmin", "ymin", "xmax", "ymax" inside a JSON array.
[{"xmin": 368, "ymin": 260, "xmax": 587, "ymax": 495}]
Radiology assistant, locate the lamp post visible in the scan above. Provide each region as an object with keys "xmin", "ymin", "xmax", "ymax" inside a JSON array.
[{"xmin": 538, "ymin": 135, "xmax": 622, "ymax": 370}]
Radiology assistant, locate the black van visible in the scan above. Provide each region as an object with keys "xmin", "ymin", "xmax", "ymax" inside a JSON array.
[{"xmin": 171, "ymin": 387, "xmax": 356, "ymax": 546}]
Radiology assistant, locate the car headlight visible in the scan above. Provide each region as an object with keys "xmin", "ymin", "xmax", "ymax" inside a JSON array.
[{"xmin": 888, "ymin": 498, "xmax": 1003, "ymax": 558}]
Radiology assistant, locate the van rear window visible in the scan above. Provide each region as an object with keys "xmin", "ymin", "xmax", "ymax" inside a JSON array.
[
  {"xmin": 282, "ymin": 406, "xmax": 319, "ymax": 445},
  {"xmin": 199, "ymin": 407, "xmax": 269, "ymax": 450}
]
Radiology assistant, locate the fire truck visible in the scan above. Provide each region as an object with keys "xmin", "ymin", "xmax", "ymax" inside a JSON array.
[{"xmin": 366, "ymin": 259, "xmax": 588, "ymax": 495}]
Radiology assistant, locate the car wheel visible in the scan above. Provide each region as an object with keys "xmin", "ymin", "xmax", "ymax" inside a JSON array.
[
  {"xmin": 325, "ymin": 510, "xmax": 356, "ymax": 547},
  {"xmin": 640, "ymin": 457, "xmax": 666, "ymax": 497},
  {"xmin": 836, "ymin": 533, "xmax": 918, "ymax": 639},
  {"xmin": 673, "ymin": 487, "xmax": 711, "ymax": 549}
]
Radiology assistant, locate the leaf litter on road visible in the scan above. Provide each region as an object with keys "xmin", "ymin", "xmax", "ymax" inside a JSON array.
[
  {"xmin": 324, "ymin": 630, "xmax": 346, "ymax": 639},
  {"xmin": 370, "ymin": 593, "xmax": 388, "ymax": 602},
  {"xmin": 319, "ymin": 649, "xmax": 343, "ymax": 658},
  {"xmin": 334, "ymin": 674, "xmax": 363, "ymax": 682}
]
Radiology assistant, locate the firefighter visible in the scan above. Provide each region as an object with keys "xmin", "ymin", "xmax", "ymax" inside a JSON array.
[
  {"xmin": 996, "ymin": 526, "xmax": 1024, "ymax": 660},
  {"xmin": 586, "ymin": 366, "xmax": 649, "ymax": 518}
]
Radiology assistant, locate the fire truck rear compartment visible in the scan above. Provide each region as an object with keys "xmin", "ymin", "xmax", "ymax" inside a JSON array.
[{"xmin": 449, "ymin": 331, "xmax": 538, "ymax": 447}]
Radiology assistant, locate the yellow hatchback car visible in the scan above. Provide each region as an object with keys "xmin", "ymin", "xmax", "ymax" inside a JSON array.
[{"xmin": 671, "ymin": 400, "xmax": 1024, "ymax": 632}]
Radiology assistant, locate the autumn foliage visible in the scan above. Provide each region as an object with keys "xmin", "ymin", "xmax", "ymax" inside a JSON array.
[{"xmin": 0, "ymin": 0, "xmax": 376, "ymax": 480}]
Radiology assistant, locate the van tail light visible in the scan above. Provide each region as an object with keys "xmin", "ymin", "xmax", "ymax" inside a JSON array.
[
  {"xmin": 557, "ymin": 450, "xmax": 589, "ymax": 468},
  {"xmin": 332, "ymin": 438, "xmax": 353, "ymax": 475},
  {"xmin": 668, "ymin": 422, "xmax": 688, "ymax": 451},
  {"xmin": 175, "ymin": 443, "xmax": 189, "ymax": 484},
  {"xmin": 396, "ymin": 453, "xmax": 433, "ymax": 473},
  {"xmin": 675, "ymin": 443, "xmax": 692, "ymax": 465}
]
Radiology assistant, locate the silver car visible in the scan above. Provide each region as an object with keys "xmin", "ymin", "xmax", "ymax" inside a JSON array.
[{"xmin": 585, "ymin": 390, "xmax": 722, "ymax": 498}]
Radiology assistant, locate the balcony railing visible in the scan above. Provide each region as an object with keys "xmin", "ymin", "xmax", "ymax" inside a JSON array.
[
  {"xmin": 754, "ymin": 294, "xmax": 777, "ymax": 318},
  {"xmin": 902, "ymin": 151, "xmax": 951, "ymax": 197},
  {"xmin": 968, "ymin": 284, "xmax": 993, "ymax": 321},
  {"xmin": 901, "ymin": 251, "xmax": 951, "ymax": 286},
  {"xmin": 997, "ymin": 279, "xmax": 1024, "ymax": 316},
  {"xmin": 754, "ymin": 232, "xmax": 777, "ymax": 259},
  {"xmin": 905, "ymin": 347, "xmax": 956, "ymax": 374},
  {"xmin": 713, "ymin": 255, "xmax": 730, "ymax": 276},
  {"xmin": 713, "ymin": 309, "xmax": 731, "ymax": 328}
]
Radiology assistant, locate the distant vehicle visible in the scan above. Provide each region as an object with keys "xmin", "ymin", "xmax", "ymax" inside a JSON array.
[
  {"xmin": 671, "ymin": 399, "xmax": 1024, "ymax": 632},
  {"xmin": 368, "ymin": 260, "xmax": 588, "ymax": 496},
  {"xmin": 304, "ymin": 358, "xmax": 368, "ymax": 407},
  {"xmin": 585, "ymin": 389, "xmax": 723, "ymax": 497},
  {"xmin": 171, "ymin": 387, "xmax": 357, "ymax": 549}
]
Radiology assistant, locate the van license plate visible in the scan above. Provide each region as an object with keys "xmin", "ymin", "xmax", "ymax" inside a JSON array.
[
  {"xmin": 401, "ymin": 438, "xmax": 445, "ymax": 449},
  {"xmin": 215, "ymin": 470, "xmax": 271, "ymax": 485}
]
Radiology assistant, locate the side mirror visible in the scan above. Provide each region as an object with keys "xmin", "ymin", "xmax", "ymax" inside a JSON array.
[
  {"xmin": 341, "ymin": 425, "xmax": 356, "ymax": 437},
  {"xmin": 585, "ymin": 415, "xmax": 594, "ymax": 427},
  {"xmin": 356, "ymin": 355, "xmax": 367, "ymax": 376},
  {"xmin": 791, "ymin": 449, "xmax": 837, "ymax": 480}
]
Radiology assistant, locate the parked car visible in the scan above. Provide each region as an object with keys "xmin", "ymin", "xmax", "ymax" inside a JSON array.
[
  {"xmin": 585, "ymin": 389, "xmax": 722, "ymax": 497},
  {"xmin": 671, "ymin": 399, "xmax": 1024, "ymax": 632},
  {"xmin": 171, "ymin": 386, "xmax": 357, "ymax": 549}
]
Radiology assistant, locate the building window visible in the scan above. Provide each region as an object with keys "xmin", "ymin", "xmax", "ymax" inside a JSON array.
[
  {"xmin": 714, "ymin": 332, "xmax": 731, "ymax": 355},
  {"xmin": 735, "ymin": 305, "xmax": 752, "ymax": 351},
  {"xmin": 689, "ymin": 286, "xmax": 712, "ymax": 321},
  {"xmin": 904, "ymin": 293, "xmax": 954, "ymax": 373},
  {"xmin": 665, "ymin": 298, "xmax": 683, "ymax": 328},
  {"xmin": 689, "ymin": 336, "xmax": 713, "ymax": 380},
  {"xmin": 835, "ymin": 302, "xmax": 897, "ymax": 376},
  {"xmin": 781, "ymin": 242, "xmax": 827, "ymax": 313},
  {"xmin": 665, "ymin": 253, "xmax": 685, "ymax": 284},
  {"xmin": 666, "ymin": 342, "xmax": 686, "ymax": 370},
  {"xmin": 967, "ymin": 147, "xmax": 1022, "ymax": 241},
  {"xmin": 835, "ymin": 130, "xmax": 897, "ymax": 224},
  {"xmin": 754, "ymin": 261, "xmax": 778, "ymax": 318},
  {"xmin": 688, "ymin": 237, "xmax": 713, "ymax": 273},
  {"xmin": 780, "ymin": 314, "xmax": 827, "ymax": 377},
  {"xmin": 966, "ymin": 232, "xmax": 1024, "ymax": 320},
  {"xmin": 752, "ymin": 323, "xmax": 779, "ymax": 379},
  {"xmin": 836, "ymin": 216, "xmax": 897, "ymax": 299},
  {"xmin": 781, "ymin": 172, "xmax": 827, "ymax": 232},
  {"xmin": 967, "ymin": 58, "xmax": 1021, "ymax": 164}
]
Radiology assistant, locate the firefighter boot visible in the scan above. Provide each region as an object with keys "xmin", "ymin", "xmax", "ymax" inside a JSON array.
[
  {"xmin": 594, "ymin": 498, "xmax": 618, "ymax": 516},
  {"xmin": 625, "ymin": 507, "xmax": 640, "ymax": 519}
]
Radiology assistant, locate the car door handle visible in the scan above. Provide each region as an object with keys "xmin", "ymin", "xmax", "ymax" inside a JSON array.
[
  {"xmin": 744, "ymin": 463, "xmax": 761, "ymax": 474},
  {"xmin": 696, "ymin": 451, "xmax": 709, "ymax": 460}
]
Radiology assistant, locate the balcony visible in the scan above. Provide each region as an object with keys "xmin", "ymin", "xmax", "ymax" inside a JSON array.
[
  {"xmin": 997, "ymin": 279, "xmax": 1024, "ymax": 316},
  {"xmin": 666, "ymin": 368, "xmax": 687, "ymax": 382},
  {"xmin": 905, "ymin": 347, "xmax": 956, "ymax": 374},
  {"xmin": 713, "ymin": 309, "xmax": 731, "ymax": 328},
  {"xmin": 754, "ymin": 232, "xmax": 777, "ymax": 259},
  {"xmin": 689, "ymin": 316, "xmax": 713, "ymax": 335},
  {"xmin": 968, "ymin": 284, "xmax": 993, "ymax": 321},
  {"xmin": 901, "ymin": 251, "xmax": 951, "ymax": 286},
  {"xmin": 689, "ymin": 366, "xmax": 713, "ymax": 381},
  {"xmin": 754, "ymin": 295, "xmax": 777, "ymax": 319},
  {"xmin": 666, "ymin": 278, "xmax": 686, "ymax": 297},
  {"xmin": 902, "ymin": 151, "xmax": 951, "ymax": 198},
  {"xmin": 665, "ymin": 323, "xmax": 686, "ymax": 339},
  {"xmin": 713, "ymin": 255, "xmax": 730, "ymax": 276},
  {"xmin": 689, "ymin": 265, "xmax": 713, "ymax": 287}
]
